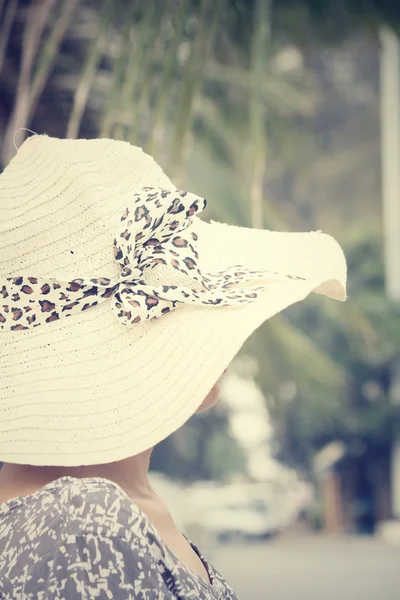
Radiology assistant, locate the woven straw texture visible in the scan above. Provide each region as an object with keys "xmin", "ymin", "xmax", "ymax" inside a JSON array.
[{"xmin": 0, "ymin": 135, "xmax": 347, "ymax": 466}]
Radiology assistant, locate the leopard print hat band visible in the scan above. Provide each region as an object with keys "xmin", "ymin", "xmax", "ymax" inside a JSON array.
[{"xmin": 0, "ymin": 187, "xmax": 306, "ymax": 331}]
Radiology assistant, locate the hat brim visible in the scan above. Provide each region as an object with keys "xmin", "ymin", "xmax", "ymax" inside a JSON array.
[{"xmin": 0, "ymin": 218, "xmax": 346, "ymax": 466}]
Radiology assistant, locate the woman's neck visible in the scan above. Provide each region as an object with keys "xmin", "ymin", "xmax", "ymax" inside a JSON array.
[{"xmin": 0, "ymin": 449, "xmax": 155, "ymax": 502}]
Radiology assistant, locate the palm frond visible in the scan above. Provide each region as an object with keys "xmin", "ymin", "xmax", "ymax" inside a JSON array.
[
  {"xmin": 113, "ymin": 2, "xmax": 157, "ymax": 140},
  {"xmin": 66, "ymin": 0, "xmax": 113, "ymax": 139},
  {"xmin": 146, "ymin": 0, "xmax": 190, "ymax": 157},
  {"xmin": 0, "ymin": 0, "xmax": 18, "ymax": 74},
  {"xmin": 167, "ymin": 0, "xmax": 222, "ymax": 177}
]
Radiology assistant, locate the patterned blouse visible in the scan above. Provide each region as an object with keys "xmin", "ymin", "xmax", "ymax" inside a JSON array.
[{"xmin": 0, "ymin": 476, "xmax": 240, "ymax": 599}]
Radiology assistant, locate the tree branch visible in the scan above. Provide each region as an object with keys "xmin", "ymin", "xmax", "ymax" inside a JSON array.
[{"xmin": 0, "ymin": 0, "xmax": 18, "ymax": 74}]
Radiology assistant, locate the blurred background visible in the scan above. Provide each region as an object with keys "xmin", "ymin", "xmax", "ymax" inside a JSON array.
[{"xmin": 1, "ymin": 0, "xmax": 400, "ymax": 598}]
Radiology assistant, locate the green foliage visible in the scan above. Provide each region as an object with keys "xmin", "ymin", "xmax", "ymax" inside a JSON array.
[
  {"xmin": 275, "ymin": 225, "xmax": 400, "ymax": 470},
  {"xmin": 151, "ymin": 406, "xmax": 247, "ymax": 481},
  {"xmin": 273, "ymin": 0, "xmax": 400, "ymax": 40}
]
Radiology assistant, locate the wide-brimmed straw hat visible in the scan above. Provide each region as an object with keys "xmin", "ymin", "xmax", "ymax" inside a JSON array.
[{"xmin": 0, "ymin": 135, "xmax": 347, "ymax": 467}]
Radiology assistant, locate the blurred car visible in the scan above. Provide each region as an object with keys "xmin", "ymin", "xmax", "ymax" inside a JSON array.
[{"xmin": 201, "ymin": 499, "xmax": 283, "ymax": 542}]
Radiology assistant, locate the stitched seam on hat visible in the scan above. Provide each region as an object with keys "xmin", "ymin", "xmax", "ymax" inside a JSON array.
[
  {"xmin": 0, "ymin": 181, "xmax": 136, "ymax": 251},
  {"xmin": 0, "ymin": 143, "xmax": 116, "ymax": 204},
  {"xmin": 0, "ymin": 325, "xmax": 195, "ymax": 405},
  {"xmin": 0, "ymin": 321, "xmax": 229, "ymax": 432},
  {"xmin": 0, "ymin": 181, "xmax": 177, "ymax": 269}
]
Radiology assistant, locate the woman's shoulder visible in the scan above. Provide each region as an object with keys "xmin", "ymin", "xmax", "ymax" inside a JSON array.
[
  {"xmin": 46, "ymin": 475, "xmax": 152, "ymax": 539},
  {"xmin": 0, "ymin": 475, "xmax": 156, "ymax": 553},
  {"xmin": 0, "ymin": 476, "xmax": 171, "ymax": 598}
]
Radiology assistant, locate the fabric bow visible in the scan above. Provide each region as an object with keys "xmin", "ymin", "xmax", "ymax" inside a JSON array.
[{"xmin": 0, "ymin": 188, "xmax": 305, "ymax": 331}]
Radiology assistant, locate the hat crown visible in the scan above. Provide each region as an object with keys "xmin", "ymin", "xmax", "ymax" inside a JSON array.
[{"xmin": 0, "ymin": 135, "xmax": 175, "ymax": 281}]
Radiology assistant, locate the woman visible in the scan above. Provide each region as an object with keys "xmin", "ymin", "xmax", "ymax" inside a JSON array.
[{"xmin": 0, "ymin": 134, "xmax": 347, "ymax": 599}]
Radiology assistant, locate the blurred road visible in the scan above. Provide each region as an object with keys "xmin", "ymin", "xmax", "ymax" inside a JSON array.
[{"xmin": 212, "ymin": 535, "xmax": 400, "ymax": 600}]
